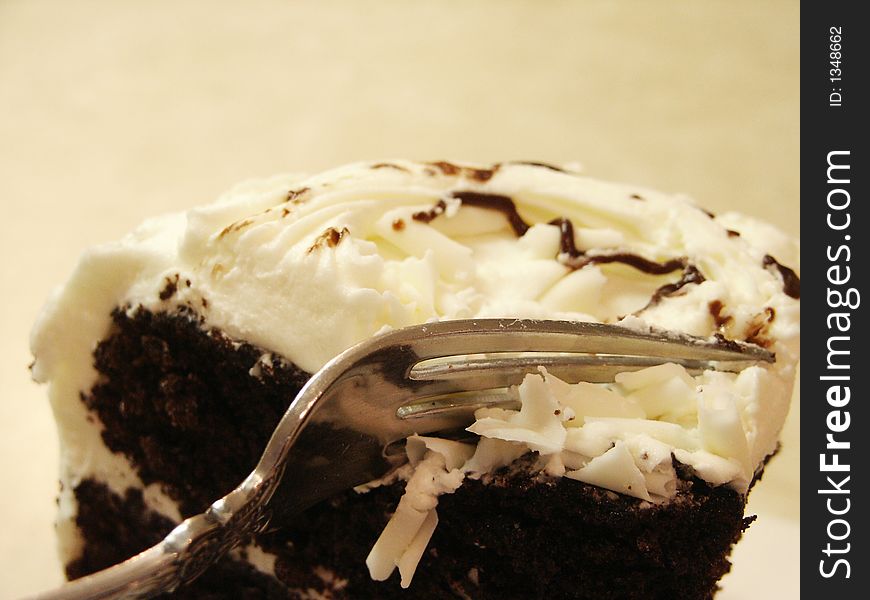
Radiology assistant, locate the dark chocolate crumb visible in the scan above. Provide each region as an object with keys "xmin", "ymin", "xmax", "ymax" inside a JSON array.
[
  {"xmin": 307, "ymin": 227, "xmax": 350, "ymax": 253},
  {"xmin": 286, "ymin": 187, "xmax": 310, "ymax": 203},
  {"xmin": 708, "ymin": 300, "xmax": 733, "ymax": 329},
  {"xmin": 712, "ymin": 333, "xmax": 744, "ymax": 353},
  {"xmin": 745, "ymin": 307, "xmax": 776, "ymax": 347},
  {"xmin": 726, "ymin": 229, "xmax": 741, "ymax": 238},
  {"xmin": 280, "ymin": 188, "xmax": 312, "ymax": 218},
  {"xmin": 630, "ymin": 193, "xmax": 645, "ymax": 201},
  {"xmin": 218, "ymin": 219, "xmax": 254, "ymax": 239},
  {"xmin": 158, "ymin": 275, "xmax": 180, "ymax": 301},
  {"xmin": 392, "ymin": 218, "xmax": 406, "ymax": 231},
  {"xmin": 412, "ymin": 200, "xmax": 448, "ymax": 224}
]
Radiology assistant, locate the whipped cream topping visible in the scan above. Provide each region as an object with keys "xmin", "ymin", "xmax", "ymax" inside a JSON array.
[
  {"xmin": 30, "ymin": 160, "xmax": 800, "ymax": 575},
  {"xmin": 32, "ymin": 159, "xmax": 799, "ymax": 381}
]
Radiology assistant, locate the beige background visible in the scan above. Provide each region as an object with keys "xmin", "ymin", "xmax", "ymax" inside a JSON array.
[{"xmin": 0, "ymin": 1, "xmax": 799, "ymax": 597}]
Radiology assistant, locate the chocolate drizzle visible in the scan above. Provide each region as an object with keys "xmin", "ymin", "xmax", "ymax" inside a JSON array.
[
  {"xmin": 584, "ymin": 254, "xmax": 689, "ymax": 276},
  {"xmin": 645, "ymin": 265, "xmax": 706, "ymax": 306},
  {"xmin": 549, "ymin": 216, "xmax": 694, "ymax": 277},
  {"xmin": 450, "ymin": 191, "xmax": 531, "ymax": 236},
  {"xmin": 762, "ymin": 255, "xmax": 801, "ymax": 299},
  {"xmin": 546, "ymin": 216, "xmax": 706, "ymax": 307},
  {"xmin": 371, "ymin": 162, "xmax": 410, "ymax": 172},
  {"xmin": 413, "ymin": 192, "xmax": 531, "ymax": 235},
  {"xmin": 549, "ymin": 217, "xmax": 582, "ymax": 259},
  {"xmin": 505, "ymin": 161, "xmax": 568, "ymax": 173},
  {"xmin": 413, "ymin": 192, "xmax": 707, "ymax": 307}
]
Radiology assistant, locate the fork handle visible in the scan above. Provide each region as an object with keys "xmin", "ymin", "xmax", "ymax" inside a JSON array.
[
  {"xmin": 27, "ymin": 544, "xmax": 180, "ymax": 600},
  {"xmin": 26, "ymin": 484, "xmax": 273, "ymax": 600},
  {"xmin": 26, "ymin": 513, "xmax": 222, "ymax": 600}
]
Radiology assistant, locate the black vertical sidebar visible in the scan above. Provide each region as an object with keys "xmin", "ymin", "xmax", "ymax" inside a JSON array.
[{"xmin": 801, "ymin": 3, "xmax": 867, "ymax": 597}]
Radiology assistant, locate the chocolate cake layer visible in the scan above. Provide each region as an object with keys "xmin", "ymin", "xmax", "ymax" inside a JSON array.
[
  {"xmin": 263, "ymin": 460, "xmax": 754, "ymax": 600},
  {"xmin": 70, "ymin": 308, "xmax": 753, "ymax": 599},
  {"xmin": 84, "ymin": 307, "xmax": 308, "ymax": 517},
  {"xmin": 70, "ymin": 466, "xmax": 753, "ymax": 600}
]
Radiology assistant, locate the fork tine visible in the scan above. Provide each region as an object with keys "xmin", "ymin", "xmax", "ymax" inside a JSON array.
[
  {"xmin": 407, "ymin": 354, "xmax": 753, "ymax": 397},
  {"xmin": 402, "ymin": 319, "xmax": 774, "ymax": 363},
  {"xmin": 396, "ymin": 390, "xmax": 519, "ymax": 422}
]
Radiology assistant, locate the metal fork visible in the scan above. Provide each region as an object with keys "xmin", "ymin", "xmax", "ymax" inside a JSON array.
[{"xmin": 31, "ymin": 319, "xmax": 773, "ymax": 600}]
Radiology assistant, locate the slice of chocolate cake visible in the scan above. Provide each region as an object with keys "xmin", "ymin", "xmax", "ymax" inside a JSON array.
[{"xmin": 31, "ymin": 160, "xmax": 800, "ymax": 598}]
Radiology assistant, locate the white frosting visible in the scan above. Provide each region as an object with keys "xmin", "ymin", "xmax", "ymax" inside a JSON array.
[
  {"xmin": 32, "ymin": 160, "xmax": 800, "ymax": 382},
  {"xmin": 475, "ymin": 364, "xmax": 777, "ymax": 497},
  {"xmin": 29, "ymin": 160, "xmax": 800, "ymax": 580},
  {"xmin": 366, "ymin": 436, "xmax": 474, "ymax": 588}
]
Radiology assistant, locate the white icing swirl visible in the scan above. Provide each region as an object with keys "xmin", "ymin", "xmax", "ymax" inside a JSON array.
[{"xmin": 33, "ymin": 159, "xmax": 799, "ymax": 381}]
